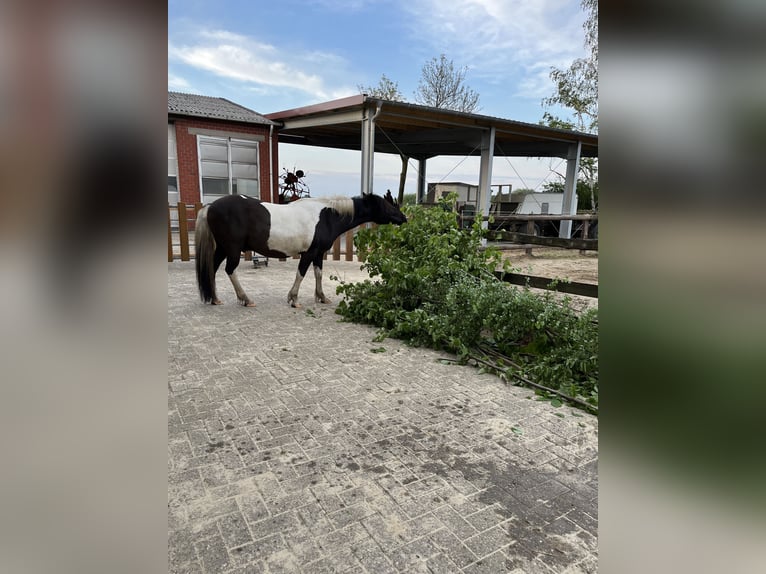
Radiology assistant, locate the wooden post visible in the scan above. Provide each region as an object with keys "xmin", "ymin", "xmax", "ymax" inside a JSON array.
[
  {"xmin": 345, "ymin": 230, "xmax": 354, "ymax": 261},
  {"xmin": 244, "ymin": 251, "xmax": 252, "ymax": 262},
  {"xmin": 167, "ymin": 204, "xmax": 173, "ymax": 262},
  {"xmin": 525, "ymin": 220, "xmax": 534, "ymax": 256},
  {"xmin": 580, "ymin": 220, "xmax": 590, "ymax": 255},
  {"xmin": 191, "ymin": 203, "xmax": 203, "ymax": 261},
  {"xmin": 333, "ymin": 236, "xmax": 341, "ymax": 260},
  {"xmin": 177, "ymin": 202, "xmax": 190, "ymax": 261}
]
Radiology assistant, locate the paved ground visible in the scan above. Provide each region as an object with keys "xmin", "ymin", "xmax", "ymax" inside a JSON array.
[{"xmin": 168, "ymin": 259, "xmax": 598, "ymax": 573}]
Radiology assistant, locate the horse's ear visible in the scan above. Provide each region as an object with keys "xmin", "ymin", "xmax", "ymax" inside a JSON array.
[{"xmin": 383, "ymin": 190, "xmax": 397, "ymax": 207}]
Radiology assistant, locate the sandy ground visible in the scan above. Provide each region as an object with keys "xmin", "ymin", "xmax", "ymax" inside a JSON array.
[{"xmin": 499, "ymin": 246, "xmax": 599, "ymax": 284}]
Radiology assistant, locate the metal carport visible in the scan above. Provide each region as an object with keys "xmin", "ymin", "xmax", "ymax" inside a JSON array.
[{"xmin": 266, "ymin": 95, "xmax": 597, "ymax": 238}]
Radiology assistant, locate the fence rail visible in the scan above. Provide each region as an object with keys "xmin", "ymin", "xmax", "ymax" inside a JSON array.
[{"xmin": 462, "ymin": 212, "xmax": 598, "ymax": 254}]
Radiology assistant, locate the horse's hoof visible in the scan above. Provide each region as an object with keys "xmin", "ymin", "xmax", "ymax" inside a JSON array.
[
  {"xmin": 291, "ymin": 302, "xmax": 302, "ymax": 309},
  {"xmin": 317, "ymin": 298, "xmax": 331, "ymax": 304},
  {"xmin": 211, "ymin": 299, "xmax": 223, "ymax": 305},
  {"xmin": 244, "ymin": 301, "xmax": 256, "ymax": 307}
]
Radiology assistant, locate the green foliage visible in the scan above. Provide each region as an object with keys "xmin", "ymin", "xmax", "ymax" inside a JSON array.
[
  {"xmin": 542, "ymin": 0, "xmax": 598, "ymax": 133},
  {"xmin": 541, "ymin": 0, "xmax": 598, "ymax": 210},
  {"xmin": 357, "ymin": 73, "xmax": 404, "ymax": 101},
  {"xmin": 335, "ymin": 194, "xmax": 598, "ymax": 411}
]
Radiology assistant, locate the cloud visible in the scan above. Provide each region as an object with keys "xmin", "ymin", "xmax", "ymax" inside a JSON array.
[
  {"xmin": 401, "ymin": 0, "xmax": 587, "ymax": 96},
  {"xmin": 168, "ymin": 29, "xmax": 356, "ymax": 100},
  {"xmin": 167, "ymin": 72, "xmax": 192, "ymax": 91}
]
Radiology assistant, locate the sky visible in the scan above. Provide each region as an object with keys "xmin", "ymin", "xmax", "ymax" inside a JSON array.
[{"xmin": 168, "ymin": 0, "xmax": 589, "ymax": 198}]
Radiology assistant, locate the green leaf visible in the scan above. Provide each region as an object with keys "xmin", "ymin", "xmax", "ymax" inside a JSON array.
[
  {"xmin": 550, "ymin": 398, "xmax": 563, "ymax": 408},
  {"xmin": 370, "ymin": 347, "xmax": 387, "ymax": 353}
]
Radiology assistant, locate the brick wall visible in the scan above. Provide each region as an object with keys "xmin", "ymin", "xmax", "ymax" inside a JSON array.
[{"xmin": 171, "ymin": 117, "xmax": 279, "ymax": 204}]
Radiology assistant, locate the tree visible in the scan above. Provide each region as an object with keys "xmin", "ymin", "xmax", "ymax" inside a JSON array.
[
  {"xmin": 543, "ymin": 0, "xmax": 597, "ymax": 133},
  {"xmin": 541, "ymin": 0, "xmax": 598, "ymax": 210},
  {"xmin": 414, "ymin": 54, "xmax": 480, "ymax": 113},
  {"xmin": 357, "ymin": 74, "xmax": 404, "ymax": 101},
  {"xmin": 359, "ymin": 56, "xmax": 481, "ymax": 204}
]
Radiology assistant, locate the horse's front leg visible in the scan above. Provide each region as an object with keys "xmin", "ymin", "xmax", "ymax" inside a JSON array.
[
  {"xmin": 287, "ymin": 252, "xmax": 313, "ymax": 308},
  {"xmin": 313, "ymin": 255, "xmax": 331, "ymax": 304}
]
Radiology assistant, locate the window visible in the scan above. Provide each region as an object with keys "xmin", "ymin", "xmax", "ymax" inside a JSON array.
[
  {"xmin": 541, "ymin": 202, "xmax": 549, "ymax": 215},
  {"xmin": 198, "ymin": 135, "xmax": 259, "ymax": 203},
  {"xmin": 168, "ymin": 124, "xmax": 179, "ymax": 197}
]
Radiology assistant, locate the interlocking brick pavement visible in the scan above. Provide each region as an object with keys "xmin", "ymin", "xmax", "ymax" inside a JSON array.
[{"xmin": 168, "ymin": 259, "xmax": 598, "ymax": 573}]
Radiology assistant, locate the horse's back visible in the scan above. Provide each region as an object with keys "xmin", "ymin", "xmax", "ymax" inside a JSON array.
[{"xmin": 207, "ymin": 195, "xmax": 271, "ymax": 251}]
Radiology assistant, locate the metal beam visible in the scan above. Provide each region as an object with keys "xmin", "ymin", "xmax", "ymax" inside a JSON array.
[
  {"xmin": 280, "ymin": 110, "xmax": 364, "ymax": 130},
  {"xmin": 559, "ymin": 141, "xmax": 581, "ymax": 239},
  {"xmin": 478, "ymin": 127, "xmax": 496, "ymax": 239},
  {"xmin": 360, "ymin": 103, "xmax": 380, "ymax": 196},
  {"xmin": 417, "ymin": 158, "xmax": 427, "ymax": 203}
]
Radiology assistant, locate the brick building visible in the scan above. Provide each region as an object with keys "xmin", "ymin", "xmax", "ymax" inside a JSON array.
[{"xmin": 168, "ymin": 92, "xmax": 279, "ymax": 206}]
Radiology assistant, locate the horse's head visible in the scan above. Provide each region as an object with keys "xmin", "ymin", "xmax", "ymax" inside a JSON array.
[{"xmin": 365, "ymin": 193, "xmax": 407, "ymax": 225}]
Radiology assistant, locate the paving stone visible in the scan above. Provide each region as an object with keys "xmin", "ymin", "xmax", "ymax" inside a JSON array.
[
  {"xmin": 463, "ymin": 550, "xmax": 511, "ymax": 574},
  {"xmin": 217, "ymin": 511, "xmax": 253, "ymax": 549},
  {"xmin": 425, "ymin": 552, "xmax": 461, "ymax": 574},
  {"xmin": 167, "ymin": 261, "xmax": 599, "ymax": 573},
  {"xmin": 352, "ymin": 539, "xmax": 399, "ymax": 574},
  {"xmin": 229, "ymin": 533, "xmax": 287, "ymax": 569},
  {"xmin": 433, "ymin": 505, "xmax": 478, "ymax": 540},
  {"xmin": 193, "ymin": 534, "xmax": 232, "ymax": 573},
  {"xmin": 428, "ymin": 528, "xmax": 478, "ymax": 568}
]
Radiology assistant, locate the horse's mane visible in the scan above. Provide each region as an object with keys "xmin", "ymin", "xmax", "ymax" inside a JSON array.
[{"xmin": 310, "ymin": 196, "xmax": 355, "ymax": 217}]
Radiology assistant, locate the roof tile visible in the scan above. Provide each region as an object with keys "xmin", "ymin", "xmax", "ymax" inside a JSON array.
[{"xmin": 168, "ymin": 91, "xmax": 276, "ymax": 125}]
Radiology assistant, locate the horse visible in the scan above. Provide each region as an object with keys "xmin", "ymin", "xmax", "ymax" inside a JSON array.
[{"xmin": 195, "ymin": 193, "xmax": 407, "ymax": 308}]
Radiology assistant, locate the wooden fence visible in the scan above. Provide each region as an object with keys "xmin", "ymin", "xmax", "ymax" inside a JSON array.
[
  {"xmin": 168, "ymin": 203, "xmax": 598, "ymax": 298},
  {"xmin": 463, "ymin": 213, "xmax": 598, "ymax": 254},
  {"xmin": 168, "ymin": 202, "xmax": 372, "ymax": 263}
]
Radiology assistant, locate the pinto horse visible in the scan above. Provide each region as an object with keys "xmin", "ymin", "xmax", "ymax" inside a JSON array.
[{"xmin": 195, "ymin": 193, "xmax": 406, "ymax": 308}]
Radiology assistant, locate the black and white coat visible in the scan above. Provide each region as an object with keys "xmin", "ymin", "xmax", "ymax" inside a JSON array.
[{"xmin": 195, "ymin": 194, "xmax": 406, "ymax": 308}]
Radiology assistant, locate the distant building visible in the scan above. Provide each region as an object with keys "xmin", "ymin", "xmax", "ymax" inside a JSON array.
[
  {"xmin": 426, "ymin": 182, "xmax": 479, "ymax": 207},
  {"xmin": 168, "ymin": 92, "xmax": 280, "ymax": 206},
  {"xmin": 426, "ymin": 182, "xmax": 520, "ymax": 216}
]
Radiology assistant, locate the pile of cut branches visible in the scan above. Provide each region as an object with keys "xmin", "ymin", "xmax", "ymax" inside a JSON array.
[{"xmin": 334, "ymin": 195, "xmax": 598, "ymax": 413}]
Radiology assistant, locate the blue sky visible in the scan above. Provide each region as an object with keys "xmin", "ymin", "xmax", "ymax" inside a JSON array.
[{"xmin": 169, "ymin": 0, "xmax": 589, "ymax": 197}]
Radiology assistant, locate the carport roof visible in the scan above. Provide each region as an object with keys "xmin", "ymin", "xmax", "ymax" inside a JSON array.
[{"xmin": 266, "ymin": 95, "xmax": 597, "ymax": 160}]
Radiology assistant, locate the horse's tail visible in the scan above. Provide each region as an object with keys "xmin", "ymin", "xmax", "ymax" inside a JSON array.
[{"xmin": 195, "ymin": 206, "xmax": 216, "ymax": 303}]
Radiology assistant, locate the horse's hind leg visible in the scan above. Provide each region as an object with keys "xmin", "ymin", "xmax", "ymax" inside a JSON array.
[
  {"xmin": 225, "ymin": 252, "xmax": 255, "ymax": 307},
  {"xmin": 209, "ymin": 248, "xmax": 227, "ymax": 305},
  {"xmin": 312, "ymin": 254, "xmax": 331, "ymax": 304}
]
